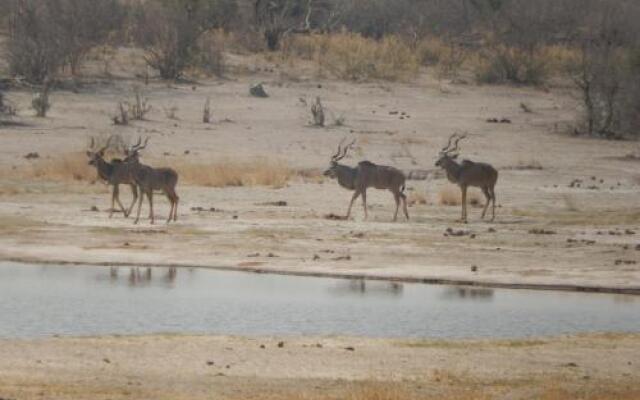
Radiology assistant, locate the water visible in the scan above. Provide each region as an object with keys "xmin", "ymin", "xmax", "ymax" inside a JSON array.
[{"xmin": 0, "ymin": 262, "xmax": 638, "ymax": 339}]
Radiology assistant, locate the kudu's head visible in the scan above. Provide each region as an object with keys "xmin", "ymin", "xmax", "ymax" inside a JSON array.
[
  {"xmin": 435, "ymin": 133, "xmax": 467, "ymax": 167},
  {"xmin": 323, "ymin": 139, "xmax": 355, "ymax": 178},
  {"xmin": 86, "ymin": 136, "xmax": 112, "ymax": 166},
  {"xmin": 123, "ymin": 136, "xmax": 150, "ymax": 164}
]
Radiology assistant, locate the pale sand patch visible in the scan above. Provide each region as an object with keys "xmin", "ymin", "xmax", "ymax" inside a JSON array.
[{"xmin": 0, "ymin": 333, "xmax": 638, "ymax": 399}]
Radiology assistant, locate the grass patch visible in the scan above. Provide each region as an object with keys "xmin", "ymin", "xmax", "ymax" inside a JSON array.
[
  {"xmin": 25, "ymin": 152, "xmax": 96, "ymax": 183},
  {"xmin": 174, "ymin": 158, "xmax": 292, "ymax": 188},
  {"xmin": 399, "ymin": 338, "xmax": 547, "ymax": 350},
  {"xmin": 437, "ymin": 185, "xmax": 482, "ymax": 207},
  {"xmin": 512, "ymin": 208, "xmax": 640, "ymax": 226},
  {"xmin": 284, "ymin": 33, "xmax": 419, "ymax": 82}
]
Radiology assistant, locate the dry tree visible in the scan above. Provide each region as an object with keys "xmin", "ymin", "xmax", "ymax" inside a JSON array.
[
  {"xmin": 203, "ymin": 97, "xmax": 211, "ymax": 123},
  {"xmin": 310, "ymin": 96, "xmax": 325, "ymax": 126},
  {"xmin": 32, "ymin": 82, "xmax": 51, "ymax": 117}
]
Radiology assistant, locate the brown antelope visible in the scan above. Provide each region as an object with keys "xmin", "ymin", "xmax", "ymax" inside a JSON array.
[
  {"xmin": 86, "ymin": 136, "xmax": 138, "ymax": 218},
  {"xmin": 323, "ymin": 139, "xmax": 409, "ymax": 221},
  {"xmin": 124, "ymin": 137, "xmax": 179, "ymax": 224},
  {"xmin": 435, "ymin": 133, "xmax": 498, "ymax": 223}
]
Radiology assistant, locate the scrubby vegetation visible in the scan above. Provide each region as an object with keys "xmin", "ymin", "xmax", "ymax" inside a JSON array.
[{"xmin": 1, "ymin": 0, "xmax": 639, "ymax": 138}]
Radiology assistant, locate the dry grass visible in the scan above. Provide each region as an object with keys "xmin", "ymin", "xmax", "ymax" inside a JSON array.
[
  {"xmin": 437, "ymin": 185, "xmax": 482, "ymax": 207},
  {"xmin": 407, "ymin": 190, "xmax": 428, "ymax": 206},
  {"xmin": 29, "ymin": 152, "xmax": 96, "ymax": 182},
  {"xmin": 284, "ymin": 33, "xmax": 419, "ymax": 82},
  {"xmin": 0, "ymin": 152, "xmax": 98, "ymax": 183},
  {"xmin": 175, "ymin": 158, "xmax": 292, "ymax": 188}
]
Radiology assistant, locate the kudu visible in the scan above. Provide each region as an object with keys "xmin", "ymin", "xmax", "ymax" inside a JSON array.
[
  {"xmin": 124, "ymin": 137, "xmax": 179, "ymax": 224},
  {"xmin": 86, "ymin": 136, "xmax": 138, "ymax": 218},
  {"xmin": 323, "ymin": 139, "xmax": 409, "ymax": 221},
  {"xmin": 435, "ymin": 133, "xmax": 498, "ymax": 223}
]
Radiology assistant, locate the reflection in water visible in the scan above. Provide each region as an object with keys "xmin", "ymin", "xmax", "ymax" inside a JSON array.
[
  {"xmin": 107, "ymin": 267, "xmax": 178, "ymax": 288},
  {"xmin": 442, "ymin": 286, "xmax": 495, "ymax": 301},
  {"xmin": 1, "ymin": 262, "xmax": 640, "ymax": 339},
  {"xmin": 329, "ymin": 279, "xmax": 404, "ymax": 297}
]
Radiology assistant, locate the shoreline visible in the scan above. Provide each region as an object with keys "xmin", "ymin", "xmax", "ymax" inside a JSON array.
[{"xmin": 3, "ymin": 256, "xmax": 640, "ymax": 295}]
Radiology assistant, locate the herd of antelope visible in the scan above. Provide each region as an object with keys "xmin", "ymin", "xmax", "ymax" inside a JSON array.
[{"xmin": 86, "ymin": 133, "xmax": 497, "ymax": 224}]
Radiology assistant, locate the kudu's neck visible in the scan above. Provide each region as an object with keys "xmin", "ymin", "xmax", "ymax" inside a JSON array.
[
  {"xmin": 334, "ymin": 163, "xmax": 357, "ymax": 190},
  {"xmin": 94, "ymin": 157, "xmax": 114, "ymax": 181},
  {"xmin": 441, "ymin": 157, "xmax": 463, "ymax": 184}
]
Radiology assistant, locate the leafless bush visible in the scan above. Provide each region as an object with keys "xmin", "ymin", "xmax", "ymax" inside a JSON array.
[
  {"xmin": 568, "ymin": 2, "xmax": 640, "ymax": 139},
  {"xmin": 31, "ymin": 83, "xmax": 50, "ymax": 117},
  {"xmin": 129, "ymin": 87, "xmax": 151, "ymax": 120},
  {"xmin": 163, "ymin": 104, "xmax": 179, "ymax": 120},
  {"xmin": 310, "ymin": 96, "xmax": 325, "ymax": 126},
  {"xmin": 112, "ymin": 102, "xmax": 129, "ymax": 126},
  {"xmin": 7, "ymin": 0, "xmax": 124, "ymax": 83},
  {"xmin": 203, "ymin": 97, "xmax": 211, "ymax": 123},
  {"xmin": 133, "ymin": 0, "xmax": 237, "ymax": 80},
  {"xmin": 195, "ymin": 31, "xmax": 226, "ymax": 77}
]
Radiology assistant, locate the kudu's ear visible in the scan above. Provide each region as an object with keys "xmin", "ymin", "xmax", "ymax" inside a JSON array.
[{"xmin": 451, "ymin": 154, "xmax": 459, "ymax": 159}]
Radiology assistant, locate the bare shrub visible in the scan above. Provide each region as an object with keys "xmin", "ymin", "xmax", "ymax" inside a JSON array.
[
  {"xmin": 163, "ymin": 104, "xmax": 179, "ymax": 120},
  {"xmin": 203, "ymin": 97, "xmax": 211, "ymax": 123},
  {"xmin": 133, "ymin": 0, "xmax": 237, "ymax": 80},
  {"xmin": 474, "ymin": 46, "xmax": 549, "ymax": 85},
  {"xmin": 129, "ymin": 87, "xmax": 151, "ymax": 121},
  {"xmin": 7, "ymin": 0, "xmax": 124, "ymax": 83},
  {"xmin": 31, "ymin": 83, "xmax": 50, "ymax": 117},
  {"xmin": 310, "ymin": 96, "xmax": 325, "ymax": 126},
  {"xmin": 175, "ymin": 158, "xmax": 292, "ymax": 188},
  {"xmin": 568, "ymin": 2, "xmax": 640, "ymax": 139},
  {"xmin": 195, "ymin": 30, "xmax": 226, "ymax": 77},
  {"xmin": 112, "ymin": 102, "xmax": 129, "ymax": 125}
]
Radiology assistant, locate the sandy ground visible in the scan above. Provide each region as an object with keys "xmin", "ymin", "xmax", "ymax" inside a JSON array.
[
  {"xmin": 1, "ymin": 47, "xmax": 640, "ymax": 399},
  {"xmin": 0, "ymin": 333, "xmax": 639, "ymax": 399},
  {"xmin": 1, "ymin": 63, "xmax": 639, "ymax": 292}
]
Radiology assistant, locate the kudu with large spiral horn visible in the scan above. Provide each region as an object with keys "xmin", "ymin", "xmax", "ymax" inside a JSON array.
[
  {"xmin": 124, "ymin": 137, "xmax": 179, "ymax": 224},
  {"xmin": 435, "ymin": 133, "xmax": 498, "ymax": 223},
  {"xmin": 86, "ymin": 135, "xmax": 138, "ymax": 218},
  {"xmin": 323, "ymin": 139, "xmax": 409, "ymax": 221}
]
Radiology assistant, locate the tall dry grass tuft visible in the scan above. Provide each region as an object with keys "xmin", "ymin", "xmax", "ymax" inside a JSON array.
[
  {"xmin": 438, "ymin": 185, "xmax": 482, "ymax": 207},
  {"xmin": 175, "ymin": 158, "xmax": 292, "ymax": 188},
  {"xmin": 344, "ymin": 383, "xmax": 412, "ymax": 400},
  {"xmin": 28, "ymin": 152, "xmax": 96, "ymax": 182},
  {"xmin": 285, "ymin": 33, "xmax": 419, "ymax": 81}
]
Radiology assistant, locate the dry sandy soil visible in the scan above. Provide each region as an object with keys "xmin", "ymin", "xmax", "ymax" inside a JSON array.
[
  {"xmin": 1, "ymin": 56, "xmax": 639, "ymax": 292},
  {"xmin": 1, "ymin": 50, "xmax": 640, "ymax": 399},
  {"xmin": 0, "ymin": 333, "xmax": 639, "ymax": 400}
]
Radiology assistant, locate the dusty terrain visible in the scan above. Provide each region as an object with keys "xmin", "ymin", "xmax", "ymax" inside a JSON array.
[
  {"xmin": 0, "ymin": 333, "xmax": 639, "ymax": 399},
  {"xmin": 1, "ymin": 60, "xmax": 639, "ymax": 292}
]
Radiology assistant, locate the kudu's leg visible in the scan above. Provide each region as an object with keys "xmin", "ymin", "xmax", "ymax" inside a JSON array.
[
  {"xmin": 392, "ymin": 191, "xmax": 400, "ymax": 222},
  {"xmin": 460, "ymin": 186, "xmax": 468, "ymax": 223},
  {"xmin": 164, "ymin": 189, "xmax": 178, "ymax": 223},
  {"xmin": 492, "ymin": 189, "xmax": 497, "ymax": 221},
  {"xmin": 361, "ymin": 189, "xmax": 368, "ymax": 220},
  {"xmin": 134, "ymin": 191, "xmax": 145, "ymax": 225},
  {"xmin": 126, "ymin": 184, "xmax": 138, "ymax": 218},
  {"xmin": 109, "ymin": 185, "xmax": 117, "ymax": 218},
  {"xmin": 346, "ymin": 190, "xmax": 360, "ymax": 220},
  {"xmin": 400, "ymin": 192, "xmax": 409, "ymax": 220},
  {"xmin": 481, "ymin": 187, "xmax": 491, "ymax": 220},
  {"xmin": 172, "ymin": 189, "xmax": 179, "ymax": 222},
  {"xmin": 113, "ymin": 184, "xmax": 127, "ymax": 217},
  {"xmin": 148, "ymin": 190, "xmax": 155, "ymax": 224}
]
